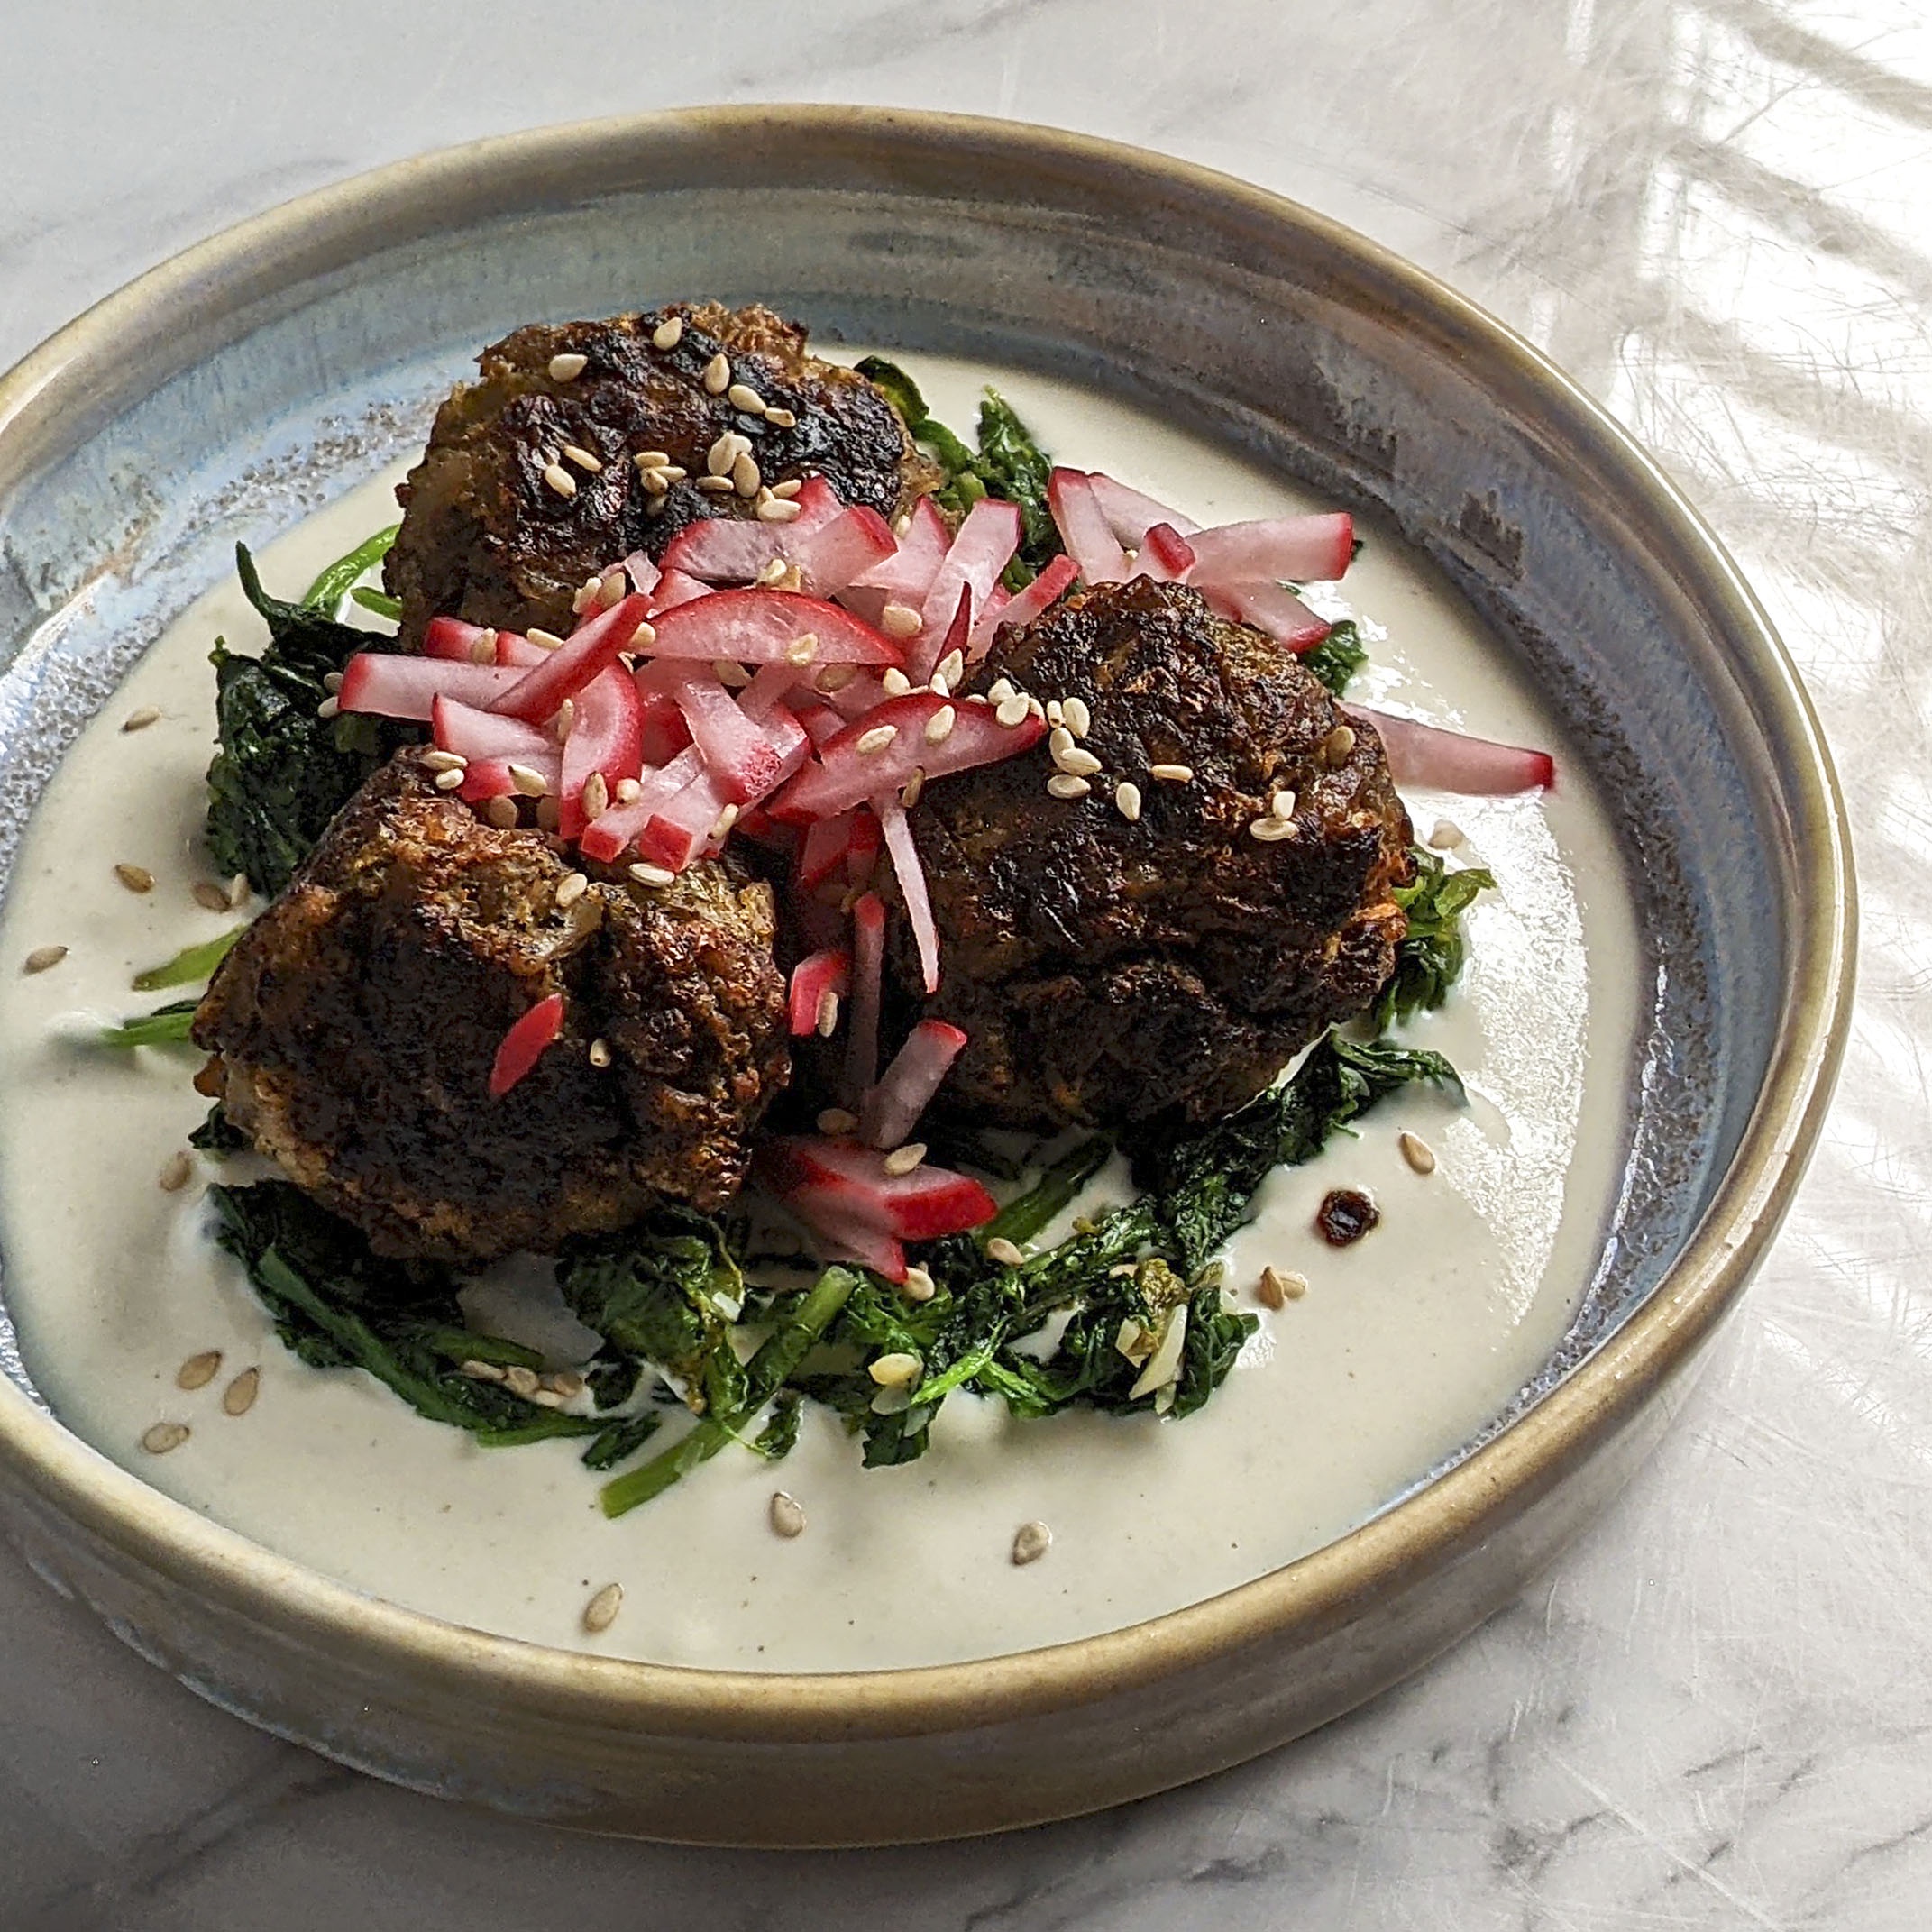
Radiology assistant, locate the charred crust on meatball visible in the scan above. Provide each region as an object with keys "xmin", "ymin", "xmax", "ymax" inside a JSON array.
[
  {"xmin": 191, "ymin": 753, "xmax": 789, "ymax": 1264},
  {"xmin": 882, "ymin": 579, "xmax": 1413, "ymax": 1133},
  {"xmin": 383, "ymin": 302, "xmax": 942, "ymax": 649}
]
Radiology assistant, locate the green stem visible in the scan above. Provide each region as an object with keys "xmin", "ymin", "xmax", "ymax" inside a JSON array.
[
  {"xmin": 980, "ymin": 1136, "xmax": 1110, "ymax": 1247},
  {"xmin": 132, "ymin": 926, "xmax": 246, "ymax": 992},
  {"xmin": 98, "ymin": 1000, "xmax": 200, "ymax": 1048},
  {"xmin": 301, "ymin": 525, "xmax": 399, "ymax": 614},
  {"xmin": 600, "ymin": 1267, "xmax": 857, "ymax": 1517}
]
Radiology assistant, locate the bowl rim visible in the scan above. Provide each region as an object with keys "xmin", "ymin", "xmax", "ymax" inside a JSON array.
[{"xmin": 0, "ymin": 105, "xmax": 1855, "ymax": 1741}]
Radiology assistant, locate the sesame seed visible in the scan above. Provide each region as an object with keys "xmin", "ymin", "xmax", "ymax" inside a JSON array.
[
  {"xmin": 1398, "ymin": 1131, "xmax": 1438, "ymax": 1176},
  {"xmin": 927, "ymin": 673, "xmax": 950, "ymax": 700},
  {"xmin": 869, "ymin": 1351, "xmax": 922, "ymax": 1387},
  {"xmin": 786, "ymin": 634, "xmax": 819, "ymax": 667},
  {"xmin": 711, "ymin": 658, "xmax": 751, "ymax": 688},
  {"xmin": 226, "ymin": 874, "xmax": 250, "ymax": 909},
  {"xmin": 141, "ymin": 1421, "xmax": 189, "ymax": 1455},
  {"xmin": 615, "ymin": 778, "xmax": 643, "ymax": 804},
  {"xmin": 323, "ymin": 672, "xmax": 345, "ymax": 692},
  {"xmin": 652, "ymin": 316, "xmax": 684, "ymax": 350},
  {"xmin": 816, "ymin": 664, "xmax": 857, "ymax": 694},
  {"xmin": 710, "ymin": 803, "xmax": 739, "ymax": 839},
  {"xmin": 883, "ymin": 1142, "xmax": 927, "ymax": 1177},
  {"xmin": 1045, "ymin": 700, "xmax": 1064, "ymax": 727},
  {"xmin": 769, "ymin": 1491, "xmax": 808, "ymax": 1538},
  {"xmin": 901, "ymin": 1265, "xmax": 937, "ymax": 1304},
  {"xmin": 460, "ymin": 1359, "xmax": 507, "ymax": 1383},
  {"xmin": 599, "ymin": 572, "xmax": 627, "ymax": 610},
  {"xmin": 732, "ymin": 451, "xmax": 762, "ymax": 497},
  {"xmin": 765, "ymin": 407, "xmax": 798, "ymax": 429},
  {"xmin": 900, "ymin": 768, "xmax": 925, "ymax": 809},
  {"xmin": 572, "ymin": 580, "xmax": 599, "ymax": 615},
  {"xmin": 987, "ymin": 678, "xmax": 1016, "ymax": 702},
  {"xmin": 548, "ymin": 351, "xmax": 589, "ymax": 381},
  {"xmin": 1048, "ymin": 725, "xmax": 1074, "ymax": 756},
  {"xmin": 527, "ymin": 627, "xmax": 565, "ymax": 652},
  {"xmin": 694, "ymin": 474, "xmax": 735, "ymax": 494},
  {"xmin": 581, "ymin": 772, "xmax": 609, "ymax": 819},
  {"xmin": 937, "ymin": 649, "xmax": 965, "ymax": 689},
  {"xmin": 628, "ymin": 620, "xmax": 658, "ymax": 650},
  {"xmin": 856, "ymin": 724, "xmax": 897, "ymax": 755},
  {"xmin": 1115, "ymin": 781, "xmax": 1143, "ymax": 823},
  {"xmin": 1428, "ymin": 819, "xmax": 1467, "ymax": 851},
  {"xmin": 588, "ymin": 1037, "xmax": 612, "ymax": 1068},
  {"xmin": 177, "ymin": 1350, "xmax": 222, "ymax": 1390},
  {"xmin": 815, "ymin": 987, "xmax": 841, "ymax": 1037},
  {"xmin": 562, "ymin": 444, "xmax": 603, "ymax": 474},
  {"xmin": 554, "ymin": 700, "xmax": 577, "ymax": 742},
  {"xmin": 1270, "ymin": 788, "xmax": 1297, "ymax": 820},
  {"xmin": 158, "ymin": 1149, "xmax": 192, "ymax": 1193},
  {"xmin": 1249, "ymin": 816, "xmax": 1295, "ymax": 842},
  {"xmin": 1053, "ymin": 745, "xmax": 1102, "ymax": 777},
  {"xmin": 1011, "ymin": 1520, "xmax": 1052, "ymax": 1566},
  {"xmin": 582, "ymin": 1582, "xmax": 623, "ymax": 1633},
  {"xmin": 986, "ymin": 1236, "xmax": 1025, "ymax": 1267},
  {"xmin": 544, "ymin": 1369, "xmax": 586, "ymax": 1398},
  {"xmin": 755, "ymin": 558, "xmax": 790, "ymax": 586},
  {"xmin": 316, "ymin": 695, "xmax": 341, "ymax": 719},
  {"xmin": 503, "ymin": 1365, "xmax": 541, "ymax": 1398},
  {"xmin": 1027, "ymin": 695, "xmax": 1045, "ymax": 720},
  {"xmin": 635, "ymin": 449, "xmax": 672, "ymax": 470},
  {"xmin": 192, "ymin": 880, "xmax": 232, "ymax": 912},
  {"xmin": 638, "ymin": 468, "xmax": 671, "ymax": 497},
  {"xmin": 879, "ymin": 603, "xmax": 921, "ymax": 641},
  {"xmin": 756, "ymin": 496, "xmax": 801, "ymax": 523},
  {"xmin": 816, "ymin": 1106, "xmax": 858, "ymax": 1135},
  {"xmin": 1047, "ymin": 774, "xmax": 1091, "ymax": 800},
  {"xmin": 1323, "ymin": 723, "xmax": 1357, "ymax": 765},
  {"xmin": 543, "ymin": 462, "xmax": 578, "ymax": 499},
  {"xmin": 121, "ymin": 706, "xmax": 160, "ymax": 733},
  {"xmin": 554, "ymin": 871, "xmax": 590, "ymax": 909},
  {"xmin": 995, "ymin": 695, "xmax": 1030, "ymax": 728},
  {"xmin": 1256, "ymin": 1267, "xmax": 1286, "ymax": 1309},
  {"xmin": 1061, "ymin": 696, "xmax": 1092, "ymax": 737},
  {"xmin": 1149, "ymin": 763, "xmax": 1193, "ymax": 783},
  {"xmin": 881, "ymin": 667, "xmax": 911, "ymax": 696},
  {"xmin": 655, "ymin": 465, "xmax": 687, "ymax": 483},
  {"xmin": 422, "ymin": 749, "xmax": 466, "ymax": 774},
  {"xmin": 23, "ymin": 946, "xmax": 67, "ymax": 974},
  {"xmin": 770, "ymin": 477, "xmax": 803, "ymax": 499},
  {"xmin": 114, "ymin": 863, "xmax": 153, "ymax": 894},
  {"xmin": 484, "ymin": 797, "xmax": 519, "ymax": 829},
  {"xmin": 893, "ymin": 514, "xmax": 912, "ymax": 537},
  {"xmin": 470, "ymin": 634, "xmax": 498, "ymax": 664},
  {"xmin": 222, "ymin": 1367, "xmax": 260, "ymax": 1416},
  {"xmin": 702, "ymin": 352, "xmax": 730, "ymax": 395},
  {"xmin": 705, "ymin": 433, "xmax": 738, "ymax": 476},
  {"xmin": 433, "ymin": 767, "xmax": 466, "ymax": 792},
  {"xmin": 507, "ymin": 764, "xmax": 549, "ymax": 798},
  {"xmin": 628, "ymin": 862, "xmax": 675, "ymax": 888},
  {"xmin": 727, "ymin": 382, "xmax": 767, "ymax": 414}
]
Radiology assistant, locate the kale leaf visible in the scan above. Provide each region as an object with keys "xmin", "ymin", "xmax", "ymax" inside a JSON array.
[
  {"xmin": 856, "ymin": 356, "xmax": 1063, "ymax": 585},
  {"xmin": 1372, "ymin": 847, "xmax": 1497, "ymax": 1031},
  {"xmin": 132, "ymin": 926, "xmax": 246, "ymax": 992},
  {"xmin": 98, "ymin": 999, "xmax": 200, "ymax": 1049},
  {"xmin": 204, "ymin": 542, "xmax": 416, "ymax": 899},
  {"xmin": 206, "ymin": 1181, "xmax": 599, "ymax": 1445},
  {"xmin": 1303, "ymin": 618, "xmax": 1369, "ymax": 697}
]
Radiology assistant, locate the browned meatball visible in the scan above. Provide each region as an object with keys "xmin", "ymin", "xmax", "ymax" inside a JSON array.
[
  {"xmin": 192, "ymin": 753, "xmax": 789, "ymax": 1264},
  {"xmin": 889, "ymin": 580, "xmax": 1413, "ymax": 1133},
  {"xmin": 383, "ymin": 302, "xmax": 941, "ymax": 649}
]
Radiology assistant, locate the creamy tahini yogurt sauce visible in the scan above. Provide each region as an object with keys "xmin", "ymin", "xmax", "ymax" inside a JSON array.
[{"xmin": 0, "ymin": 357, "xmax": 1641, "ymax": 1671}]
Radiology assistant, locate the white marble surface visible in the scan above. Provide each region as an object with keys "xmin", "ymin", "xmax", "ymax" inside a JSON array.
[{"xmin": 3, "ymin": 2, "xmax": 1928, "ymax": 1925}]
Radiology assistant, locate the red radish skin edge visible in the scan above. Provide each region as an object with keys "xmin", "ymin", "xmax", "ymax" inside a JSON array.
[
  {"xmin": 488, "ymin": 993, "xmax": 566, "ymax": 1099},
  {"xmin": 789, "ymin": 948, "xmax": 853, "ymax": 1037},
  {"xmin": 861, "ymin": 1020, "xmax": 969, "ymax": 1150},
  {"xmin": 1345, "ymin": 705, "xmax": 1556, "ymax": 794}
]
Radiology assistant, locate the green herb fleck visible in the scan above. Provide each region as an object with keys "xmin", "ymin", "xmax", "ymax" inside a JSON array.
[
  {"xmin": 1303, "ymin": 618, "xmax": 1369, "ymax": 697},
  {"xmin": 98, "ymin": 999, "xmax": 200, "ymax": 1049},
  {"xmin": 300, "ymin": 524, "xmax": 399, "ymax": 616}
]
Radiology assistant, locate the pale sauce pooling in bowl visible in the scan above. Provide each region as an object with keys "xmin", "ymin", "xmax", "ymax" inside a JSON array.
[{"xmin": 0, "ymin": 358, "xmax": 1642, "ymax": 1671}]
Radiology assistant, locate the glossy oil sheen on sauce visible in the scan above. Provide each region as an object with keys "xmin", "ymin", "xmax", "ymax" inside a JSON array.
[{"xmin": 0, "ymin": 356, "xmax": 1642, "ymax": 1671}]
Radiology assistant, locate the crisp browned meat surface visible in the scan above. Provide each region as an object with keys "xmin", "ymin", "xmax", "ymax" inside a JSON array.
[
  {"xmin": 192, "ymin": 753, "xmax": 789, "ymax": 1264},
  {"xmin": 888, "ymin": 580, "xmax": 1413, "ymax": 1133},
  {"xmin": 383, "ymin": 302, "xmax": 940, "ymax": 649}
]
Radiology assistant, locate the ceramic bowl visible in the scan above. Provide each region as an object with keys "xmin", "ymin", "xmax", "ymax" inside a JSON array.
[{"xmin": 0, "ymin": 108, "xmax": 1853, "ymax": 1845}]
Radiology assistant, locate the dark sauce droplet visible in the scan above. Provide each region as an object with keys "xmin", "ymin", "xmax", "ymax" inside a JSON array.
[{"xmin": 1316, "ymin": 1188, "xmax": 1379, "ymax": 1247}]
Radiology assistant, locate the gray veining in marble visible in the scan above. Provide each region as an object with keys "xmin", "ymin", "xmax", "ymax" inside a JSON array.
[{"xmin": 3, "ymin": 1, "xmax": 1928, "ymax": 1926}]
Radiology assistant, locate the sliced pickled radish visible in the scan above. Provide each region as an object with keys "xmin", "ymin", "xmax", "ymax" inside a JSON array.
[
  {"xmin": 639, "ymin": 588, "xmax": 902, "ymax": 667},
  {"xmin": 1047, "ymin": 468, "xmax": 1130, "ymax": 584},
  {"xmin": 789, "ymin": 948, "xmax": 853, "ymax": 1037},
  {"xmin": 876, "ymin": 795, "xmax": 939, "ymax": 993},
  {"xmin": 846, "ymin": 892, "xmax": 886, "ymax": 1102},
  {"xmin": 861, "ymin": 1020, "xmax": 968, "ymax": 1150},
  {"xmin": 971, "ymin": 553, "xmax": 1078, "ymax": 655},
  {"xmin": 487, "ymin": 592, "xmax": 651, "ymax": 723},
  {"xmin": 1186, "ymin": 512, "xmax": 1354, "ymax": 585},
  {"xmin": 338, "ymin": 653, "xmax": 526, "ymax": 720},
  {"xmin": 1086, "ymin": 472, "xmax": 1201, "ymax": 545},
  {"xmin": 1345, "ymin": 706, "xmax": 1555, "ymax": 793}
]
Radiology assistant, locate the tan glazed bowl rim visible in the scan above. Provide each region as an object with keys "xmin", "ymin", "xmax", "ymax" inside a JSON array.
[{"xmin": 0, "ymin": 106, "xmax": 1855, "ymax": 1748}]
